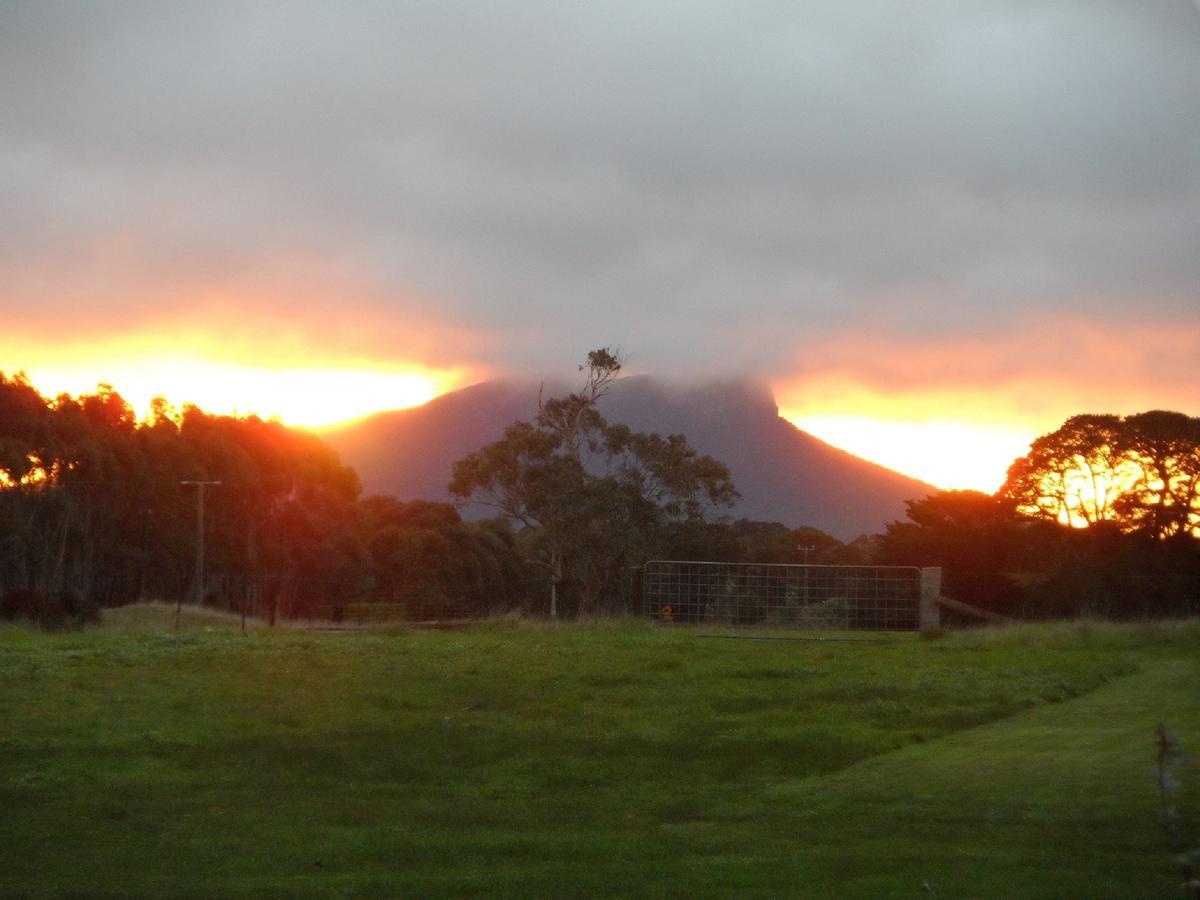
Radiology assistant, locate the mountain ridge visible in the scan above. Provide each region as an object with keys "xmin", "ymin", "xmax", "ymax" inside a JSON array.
[{"xmin": 322, "ymin": 376, "xmax": 934, "ymax": 540}]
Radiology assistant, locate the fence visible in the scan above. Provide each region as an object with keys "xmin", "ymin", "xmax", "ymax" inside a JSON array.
[{"xmin": 641, "ymin": 561, "xmax": 941, "ymax": 633}]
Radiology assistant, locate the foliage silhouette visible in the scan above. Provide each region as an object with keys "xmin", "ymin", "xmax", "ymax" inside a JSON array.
[
  {"xmin": 3, "ymin": 373, "xmax": 1196, "ymax": 625},
  {"xmin": 1001, "ymin": 411, "xmax": 1200, "ymax": 538},
  {"xmin": 0, "ymin": 373, "xmax": 528, "ymax": 623},
  {"xmin": 449, "ymin": 349, "xmax": 738, "ymax": 614}
]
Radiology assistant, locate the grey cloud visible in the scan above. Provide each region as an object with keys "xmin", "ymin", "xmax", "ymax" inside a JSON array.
[{"xmin": 1, "ymin": 0, "xmax": 1198, "ymax": 383}]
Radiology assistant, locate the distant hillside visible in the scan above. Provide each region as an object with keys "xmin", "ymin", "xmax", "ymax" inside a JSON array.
[{"xmin": 322, "ymin": 377, "xmax": 934, "ymax": 539}]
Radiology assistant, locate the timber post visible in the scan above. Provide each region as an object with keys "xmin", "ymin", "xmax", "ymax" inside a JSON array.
[{"xmin": 919, "ymin": 567, "xmax": 942, "ymax": 637}]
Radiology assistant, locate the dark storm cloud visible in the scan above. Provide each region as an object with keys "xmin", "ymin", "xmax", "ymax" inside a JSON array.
[{"xmin": 2, "ymin": 1, "xmax": 1198, "ymax": 385}]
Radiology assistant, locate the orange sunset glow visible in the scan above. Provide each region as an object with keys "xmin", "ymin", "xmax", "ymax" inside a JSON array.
[
  {"xmin": 784, "ymin": 414, "xmax": 1033, "ymax": 492},
  {"xmin": 774, "ymin": 375, "xmax": 1047, "ymax": 491},
  {"xmin": 1044, "ymin": 465, "xmax": 1142, "ymax": 530},
  {"xmin": 15, "ymin": 345, "xmax": 1035, "ymax": 487},
  {"xmin": 15, "ymin": 355, "xmax": 466, "ymax": 429}
]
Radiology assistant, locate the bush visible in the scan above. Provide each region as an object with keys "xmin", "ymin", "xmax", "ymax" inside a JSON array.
[{"xmin": 0, "ymin": 589, "xmax": 99, "ymax": 629}]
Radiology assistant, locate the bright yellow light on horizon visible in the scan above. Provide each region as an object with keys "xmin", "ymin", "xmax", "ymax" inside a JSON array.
[
  {"xmin": 785, "ymin": 414, "xmax": 1034, "ymax": 493},
  {"xmin": 20, "ymin": 356, "xmax": 460, "ymax": 428}
]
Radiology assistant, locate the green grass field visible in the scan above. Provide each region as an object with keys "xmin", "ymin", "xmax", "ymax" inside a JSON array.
[{"xmin": 2, "ymin": 606, "xmax": 1198, "ymax": 897}]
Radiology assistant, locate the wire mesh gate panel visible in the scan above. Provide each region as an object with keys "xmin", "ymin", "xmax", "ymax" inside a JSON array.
[{"xmin": 642, "ymin": 561, "xmax": 923, "ymax": 631}]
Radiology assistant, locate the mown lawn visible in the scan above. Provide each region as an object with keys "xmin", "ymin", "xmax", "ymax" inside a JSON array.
[{"xmin": 1, "ymin": 606, "xmax": 1197, "ymax": 897}]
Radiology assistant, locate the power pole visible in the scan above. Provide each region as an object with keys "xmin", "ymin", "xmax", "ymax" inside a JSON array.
[{"xmin": 180, "ymin": 480, "xmax": 221, "ymax": 626}]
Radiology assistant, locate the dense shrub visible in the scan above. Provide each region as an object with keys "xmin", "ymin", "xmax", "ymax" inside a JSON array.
[{"xmin": 0, "ymin": 589, "xmax": 99, "ymax": 629}]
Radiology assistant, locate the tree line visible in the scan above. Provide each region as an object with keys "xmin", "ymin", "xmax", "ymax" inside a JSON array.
[
  {"xmin": 879, "ymin": 411, "xmax": 1200, "ymax": 619},
  {"xmin": 1, "ymin": 356, "xmax": 1197, "ymax": 627},
  {"xmin": 0, "ymin": 374, "xmax": 527, "ymax": 626}
]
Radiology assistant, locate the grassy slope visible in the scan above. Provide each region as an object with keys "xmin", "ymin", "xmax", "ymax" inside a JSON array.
[{"xmin": 0, "ymin": 609, "xmax": 1197, "ymax": 897}]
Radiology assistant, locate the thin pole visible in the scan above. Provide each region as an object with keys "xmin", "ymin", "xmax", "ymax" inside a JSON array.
[
  {"xmin": 550, "ymin": 578, "xmax": 557, "ymax": 619},
  {"xmin": 549, "ymin": 550, "xmax": 560, "ymax": 619},
  {"xmin": 180, "ymin": 480, "xmax": 221, "ymax": 625},
  {"xmin": 799, "ymin": 545, "xmax": 815, "ymax": 605}
]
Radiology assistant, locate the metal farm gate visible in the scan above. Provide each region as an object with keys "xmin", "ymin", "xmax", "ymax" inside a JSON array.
[{"xmin": 641, "ymin": 561, "xmax": 941, "ymax": 633}]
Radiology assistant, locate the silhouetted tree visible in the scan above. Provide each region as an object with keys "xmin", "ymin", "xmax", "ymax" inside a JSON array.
[
  {"xmin": 1114, "ymin": 411, "xmax": 1200, "ymax": 539},
  {"xmin": 0, "ymin": 374, "xmax": 373, "ymax": 623},
  {"xmin": 878, "ymin": 490, "xmax": 1021, "ymax": 614},
  {"xmin": 729, "ymin": 520, "xmax": 846, "ymax": 564},
  {"xmin": 1001, "ymin": 411, "xmax": 1200, "ymax": 538},
  {"xmin": 449, "ymin": 349, "xmax": 737, "ymax": 614},
  {"xmin": 357, "ymin": 497, "xmax": 528, "ymax": 616}
]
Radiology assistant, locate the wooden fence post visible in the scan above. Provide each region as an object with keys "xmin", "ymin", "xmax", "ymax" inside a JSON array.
[{"xmin": 920, "ymin": 567, "xmax": 942, "ymax": 636}]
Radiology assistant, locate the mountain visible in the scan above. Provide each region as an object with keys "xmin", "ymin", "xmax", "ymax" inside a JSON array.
[{"xmin": 321, "ymin": 377, "xmax": 934, "ymax": 539}]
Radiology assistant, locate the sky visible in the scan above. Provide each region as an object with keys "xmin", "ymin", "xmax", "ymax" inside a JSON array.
[{"xmin": 2, "ymin": 1, "xmax": 1198, "ymax": 491}]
